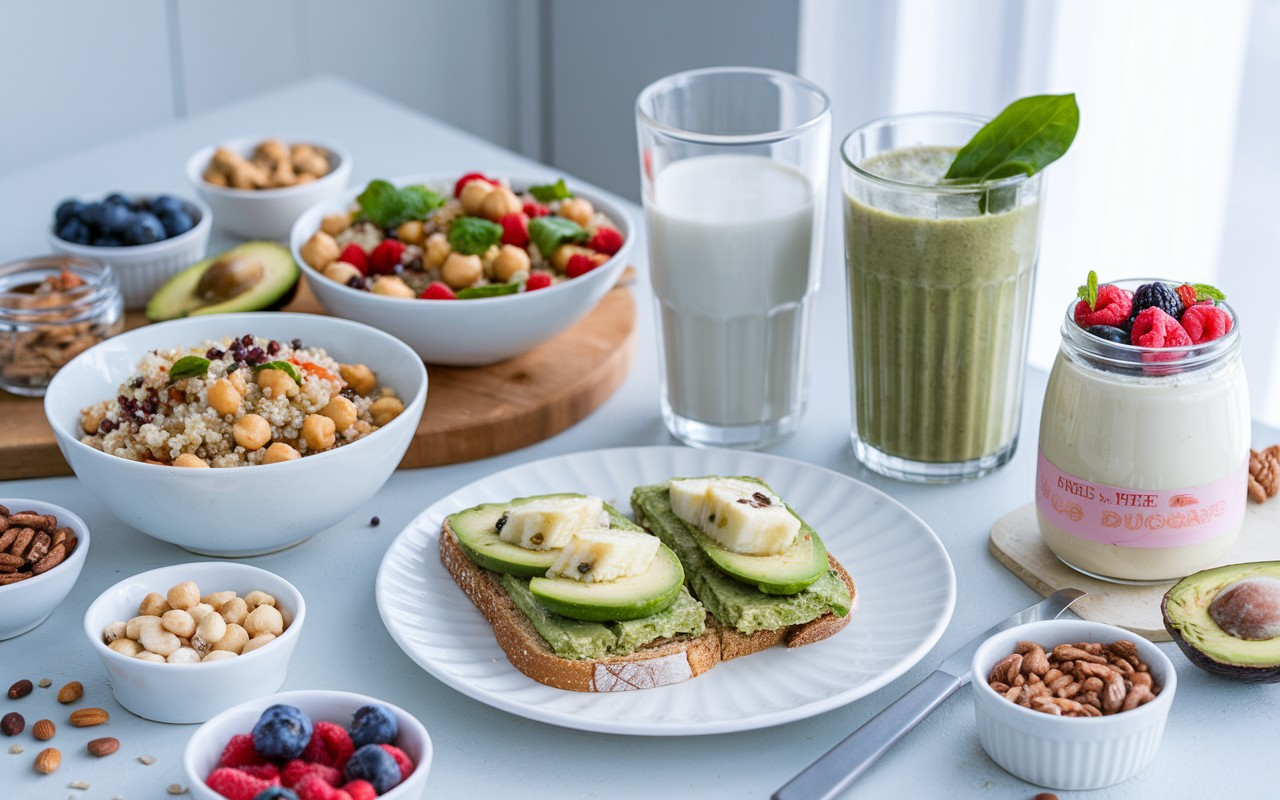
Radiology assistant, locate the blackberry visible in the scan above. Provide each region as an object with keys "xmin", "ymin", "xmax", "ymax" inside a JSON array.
[
  {"xmin": 1085, "ymin": 325, "xmax": 1129, "ymax": 344},
  {"xmin": 1129, "ymin": 282, "xmax": 1182, "ymax": 323}
]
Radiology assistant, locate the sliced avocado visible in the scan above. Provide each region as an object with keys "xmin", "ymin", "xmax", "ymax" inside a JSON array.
[
  {"xmin": 1162, "ymin": 560, "xmax": 1280, "ymax": 683},
  {"xmin": 529, "ymin": 544, "xmax": 684, "ymax": 622},
  {"xmin": 449, "ymin": 494, "xmax": 636, "ymax": 578},
  {"xmin": 146, "ymin": 241, "xmax": 299, "ymax": 321}
]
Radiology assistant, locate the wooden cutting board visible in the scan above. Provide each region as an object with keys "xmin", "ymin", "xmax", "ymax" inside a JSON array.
[
  {"xmin": 990, "ymin": 499, "xmax": 1280, "ymax": 641},
  {"xmin": 0, "ymin": 275, "xmax": 636, "ymax": 480}
]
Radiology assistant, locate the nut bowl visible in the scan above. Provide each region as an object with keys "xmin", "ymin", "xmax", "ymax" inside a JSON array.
[
  {"xmin": 290, "ymin": 173, "xmax": 633, "ymax": 366},
  {"xmin": 184, "ymin": 689, "xmax": 431, "ymax": 799},
  {"xmin": 187, "ymin": 135, "xmax": 353, "ymax": 241},
  {"xmin": 83, "ymin": 561, "xmax": 306, "ymax": 723},
  {"xmin": 0, "ymin": 498, "xmax": 90, "ymax": 639},
  {"xmin": 970, "ymin": 619, "xmax": 1176, "ymax": 791},
  {"xmin": 43, "ymin": 312, "xmax": 428, "ymax": 556}
]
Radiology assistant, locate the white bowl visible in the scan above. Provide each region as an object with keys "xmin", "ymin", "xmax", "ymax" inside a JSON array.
[
  {"xmin": 188, "ymin": 136, "xmax": 353, "ymax": 241},
  {"xmin": 970, "ymin": 619, "xmax": 1177, "ymax": 790},
  {"xmin": 83, "ymin": 561, "xmax": 306, "ymax": 723},
  {"xmin": 48, "ymin": 194, "xmax": 212, "ymax": 309},
  {"xmin": 290, "ymin": 173, "xmax": 633, "ymax": 366},
  {"xmin": 184, "ymin": 690, "xmax": 431, "ymax": 799},
  {"xmin": 0, "ymin": 498, "xmax": 90, "ymax": 639},
  {"xmin": 43, "ymin": 312, "xmax": 428, "ymax": 556}
]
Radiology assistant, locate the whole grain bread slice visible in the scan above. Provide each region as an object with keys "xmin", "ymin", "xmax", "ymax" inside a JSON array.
[{"xmin": 439, "ymin": 523, "xmax": 720, "ymax": 692}]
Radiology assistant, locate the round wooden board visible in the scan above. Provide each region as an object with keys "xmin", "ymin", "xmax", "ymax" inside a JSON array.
[{"xmin": 0, "ymin": 275, "xmax": 636, "ymax": 478}]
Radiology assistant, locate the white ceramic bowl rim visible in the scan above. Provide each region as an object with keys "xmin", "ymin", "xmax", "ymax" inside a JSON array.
[
  {"xmin": 0, "ymin": 498, "xmax": 90, "ymax": 595},
  {"xmin": 45, "ymin": 312, "xmax": 428, "ymax": 472},
  {"xmin": 292, "ymin": 172, "xmax": 632, "ymax": 305},
  {"xmin": 48, "ymin": 192, "xmax": 212, "ymax": 255},
  {"xmin": 187, "ymin": 135, "xmax": 353, "ymax": 199},
  {"xmin": 83, "ymin": 561, "xmax": 306, "ymax": 671}
]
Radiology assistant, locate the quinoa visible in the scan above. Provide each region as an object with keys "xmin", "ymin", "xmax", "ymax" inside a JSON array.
[{"xmin": 78, "ymin": 333, "xmax": 404, "ymax": 467}]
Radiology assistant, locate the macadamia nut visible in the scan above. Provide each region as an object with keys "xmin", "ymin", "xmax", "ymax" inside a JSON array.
[
  {"xmin": 109, "ymin": 638, "xmax": 143, "ymax": 657},
  {"xmin": 241, "ymin": 633, "xmax": 277, "ymax": 654},
  {"xmin": 202, "ymin": 591, "xmax": 235, "ymax": 610},
  {"xmin": 102, "ymin": 621, "xmax": 126, "ymax": 644},
  {"xmin": 161, "ymin": 610, "xmax": 196, "ymax": 638},
  {"xmin": 138, "ymin": 626, "xmax": 181, "ymax": 657},
  {"xmin": 167, "ymin": 581, "xmax": 200, "ymax": 610},
  {"xmin": 167, "ymin": 647, "xmax": 200, "ymax": 664},
  {"xmin": 244, "ymin": 604, "xmax": 284, "ymax": 637},
  {"xmin": 135, "ymin": 651, "xmax": 166, "ymax": 663},
  {"xmin": 244, "ymin": 590, "xmax": 276, "ymax": 610},
  {"xmin": 214, "ymin": 624, "xmax": 249, "ymax": 654},
  {"xmin": 139, "ymin": 592, "xmax": 170, "ymax": 617},
  {"xmin": 220, "ymin": 597, "xmax": 249, "ymax": 626},
  {"xmin": 202, "ymin": 651, "xmax": 238, "ymax": 663},
  {"xmin": 188, "ymin": 603, "xmax": 216, "ymax": 624}
]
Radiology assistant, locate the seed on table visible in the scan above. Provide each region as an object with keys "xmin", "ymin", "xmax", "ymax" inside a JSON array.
[
  {"xmin": 87, "ymin": 737, "xmax": 119, "ymax": 757},
  {"xmin": 37, "ymin": 678, "xmax": 51, "ymax": 688},
  {"xmin": 1, "ymin": 712, "xmax": 23, "ymax": 736},
  {"xmin": 57, "ymin": 681, "xmax": 84, "ymax": 704},
  {"xmin": 138, "ymin": 753, "xmax": 156, "ymax": 765},
  {"xmin": 8, "ymin": 744, "xmax": 22, "ymax": 754},
  {"xmin": 167, "ymin": 784, "xmax": 189, "ymax": 795},
  {"xmin": 68, "ymin": 708, "xmax": 108, "ymax": 727},
  {"xmin": 69, "ymin": 780, "xmax": 91, "ymax": 790},
  {"xmin": 33, "ymin": 746, "xmax": 60, "ymax": 774},
  {"xmin": 32, "ymin": 719, "xmax": 54, "ymax": 740},
  {"xmin": 7, "ymin": 679, "xmax": 33, "ymax": 699}
]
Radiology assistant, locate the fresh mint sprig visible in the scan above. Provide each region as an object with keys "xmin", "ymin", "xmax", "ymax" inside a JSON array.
[
  {"xmin": 1191, "ymin": 283, "xmax": 1226, "ymax": 302},
  {"xmin": 528, "ymin": 178, "xmax": 573, "ymax": 203},
  {"xmin": 1076, "ymin": 270, "xmax": 1099, "ymax": 311},
  {"xmin": 167, "ymin": 356, "xmax": 211, "ymax": 385},
  {"xmin": 945, "ymin": 94, "xmax": 1079, "ymax": 184}
]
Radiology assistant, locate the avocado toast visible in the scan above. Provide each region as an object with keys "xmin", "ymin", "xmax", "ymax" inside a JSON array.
[{"xmin": 631, "ymin": 476, "xmax": 857, "ymax": 659}]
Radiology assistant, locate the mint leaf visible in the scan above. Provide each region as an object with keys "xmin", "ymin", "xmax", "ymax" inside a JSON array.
[
  {"xmin": 528, "ymin": 216, "xmax": 587, "ymax": 258},
  {"xmin": 945, "ymin": 94, "xmax": 1079, "ymax": 184},
  {"xmin": 167, "ymin": 355, "xmax": 211, "ymax": 384},
  {"xmin": 456, "ymin": 283, "xmax": 521, "ymax": 300},
  {"xmin": 1076, "ymin": 270, "xmax": 1098, "ymax": 311},
  {"xmin": 399, "ymin": 185, "xmax": 446, "ymax": 220},
  {"xmin": 528, "ymin": 178, "xmax": 573, "ymax": 203},
  {"xmin": 448, "ymin": 217, "xmax": 503, "ymax": 256},
  {"xmin": 356, "ymin": 180, "xmax": 444, "ymax": 228},
  {"xmin": 252, "ymin": 360, "xmax": 302, "ymax": 385},
  {"xmin": 1191, "ymin": 283, "xmax": 1226, "ymax": 302}
]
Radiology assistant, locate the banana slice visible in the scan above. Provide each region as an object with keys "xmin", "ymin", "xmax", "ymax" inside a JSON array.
[
  {"xmin": 547, "ymin": 527, "xmax": 659, "ymax": 582},
  {"xmin": 669, "ymin": 478, "xmax": 799, "ymax": 555},
  {"xmin": 499, "ymin": 495, "xmax": 606, "ymax": 550}
]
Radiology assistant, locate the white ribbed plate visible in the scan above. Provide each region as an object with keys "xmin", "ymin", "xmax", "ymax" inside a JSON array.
[{"xmin": 375, "ymin": 446, "xmax": 956, "ymax": 735}]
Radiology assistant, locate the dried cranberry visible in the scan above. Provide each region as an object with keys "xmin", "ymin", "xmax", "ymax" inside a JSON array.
[
  {"xmin": 244, "ymin": 347, "xmax": 266, "ymax": 365},
  {"xmin": 267, "ymin": 340, "xmax": 280, "ymax": 355},
  {"xmin": 291, "ymin": 338, "xmax": 303, "ymax": 350},
  {"xmin": 346, "ymin": 276, "xmax": 366, "ymax": 290},
  {"xmin": 98, "ymin": 418, "xmax": 116, "ymax": 433},
  {"xmin": 240, "ymin": 334, "xmax": 254, "ymax": 346},
  {"xmin": 206, "ymin": 347, "xmax": 224, "ymax": 360}
]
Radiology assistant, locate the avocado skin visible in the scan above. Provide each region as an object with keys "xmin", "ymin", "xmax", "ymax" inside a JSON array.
[
  {"xmin": 1162, "ymin": 560, "xmax": 1280, "ymax": 683},
  {"xmin": 146, "ymin": 241, "xmax": 299, "ymax": 321}
]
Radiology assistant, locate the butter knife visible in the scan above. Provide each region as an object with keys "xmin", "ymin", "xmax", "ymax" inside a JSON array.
[{"xmin": 773, "ymin": 588, "xmax": 1087, "ymax": 800}]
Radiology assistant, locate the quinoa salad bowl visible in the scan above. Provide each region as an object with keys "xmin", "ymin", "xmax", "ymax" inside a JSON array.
[
  {"xmin": 290, "ymin": 172, "xmax": 633, "ymax": 366},
  {"xmin": 44, "ymin": 313, "xmax": 428, "ymax": 557}
]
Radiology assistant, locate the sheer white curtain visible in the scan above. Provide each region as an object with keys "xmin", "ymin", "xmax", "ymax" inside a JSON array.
[{"xmin": 799, "ymin": 0, "xmax": 1264, "ymax": 412}]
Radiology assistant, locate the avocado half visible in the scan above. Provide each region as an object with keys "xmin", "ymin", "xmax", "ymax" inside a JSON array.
[
  {"xmin": 146, "ymin": 241, "xmax": 299, "ymax": 321},
  {"xmin": 1162, "ymin": 560, "xmax": 1280, "ymax": 683}
]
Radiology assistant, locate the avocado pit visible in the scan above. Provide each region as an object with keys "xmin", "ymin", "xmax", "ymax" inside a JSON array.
[
  {"xmin": 1162, "ymin": 560, "xmax": 1280, "ymax": 683},
  {"xmin": 1208, "ymin": 577, "xmax": 1280, "ymax": 641},
  {"xmin": 196, "ymin": 255, "xmax": 264, "ymax": 301}
]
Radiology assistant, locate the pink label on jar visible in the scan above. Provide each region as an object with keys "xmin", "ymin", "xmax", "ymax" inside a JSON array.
[{"xmin": 1036, "ymin": 450, "xmax": 1247, "ymax": 548}]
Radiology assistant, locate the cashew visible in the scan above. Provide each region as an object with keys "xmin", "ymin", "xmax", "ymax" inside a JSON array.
[
  {"xmin": 102, "ymin": 621, "xmax": 126, "ymax": 644},
  {"xmin": 138, "ymin": 624, "xmax": 181, "ymax": 657}
]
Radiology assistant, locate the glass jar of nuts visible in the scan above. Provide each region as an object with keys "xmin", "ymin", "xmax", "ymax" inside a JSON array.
[{"xmin": 0, "ymin": 255, "xmax": 123, "ymax": 396}]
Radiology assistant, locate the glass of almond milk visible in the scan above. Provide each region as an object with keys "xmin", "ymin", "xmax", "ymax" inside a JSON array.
[{"xmin": 636, "ymin": 68, "xmax": 830, "ymax": 448}]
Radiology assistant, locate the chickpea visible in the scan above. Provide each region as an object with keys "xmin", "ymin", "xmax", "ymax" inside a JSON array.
[
  {"xmin": 302, "ymin": 414, "xmax": 336, "ymax": 451},
  {"xmin": 208, "ymin": 378, "xmax": 242, "ymax": 416},
  {"xmin": 173, "ymin": 453, "xmax": 209, "ymax": 468},
  {"xmin": 262, "ymin": 442, "xmax": 301, "ymax": 464},
  {"xmin": 370, "ymin": 396, "xmax": 406, "ymax": 427},
  {"xmin": 480, "ymin": 245, "xmax": 501, "ymax": 276},
  {"xmin": 256, "ymin": 367, "xmax": 299, "ymax": 400},
  {"xmin": 370, "ymin": 275, "xmax": 415, "ymax": 298},
  {"xmin": 233, "ymin": 414, "xmax": 271, "ymax": 450},
  {"xmin": 323, "ymin": 260, "xmax": 362, "ymax": 286},
  {"xmin": 320, "ymin": 395, "xmax": 358, "ymax": 431},
  {"xmin": 424, "ymin": 232, "xmax": 451, "ymax": 269},
  {"xmin": 441, "ymin": 252, "xmax": 483, "ymax": 290},
  {"xmin": 396, "ymin": 220, "xmax": 426, "ymax": 245},
  {"xmin": 459, "ymin": 179, "xmax": 495, "ymax": 216},
  {"xmin": 491, "ymin": 244, "xmax": 532, "ymax": 282},
  {"xmin": 550, "ymin": 243, "xmax": 603, "ymax": 273},
  {"xmin": 300, "ymin": 231, "xmax": 340, "ymax": 270},
  {"xmin": 339, "ymin": 363, "xmax": 376, "ymax": 396},
  {"xmin": 320, "ymin": 211, "xmax": 351, "ymax": 236},
  {"xmin": 81, "ymin": 408, "xmax": 105, "ymax": 435},
  {"xmin": 559, "ymin": 197, "xmax": 594, "ymax": 227},
  {"xmin": 480, "ymin": 186, "xmax": 521, "ymax": 221},
  {"xmin": 228, "ymin": 369, "xmax": 248, "ymax": 395}
]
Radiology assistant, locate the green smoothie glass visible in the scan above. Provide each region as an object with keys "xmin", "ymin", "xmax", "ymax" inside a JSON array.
[{"xmin": 842, "ymin": 113, "xmax": 1044, "ymax": 482}]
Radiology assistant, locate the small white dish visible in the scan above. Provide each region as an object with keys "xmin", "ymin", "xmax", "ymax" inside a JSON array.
[
  {"xmin": 290, "ymin": 173, "xmax": 633, "ymax": 366},
  {"xmin": 970, "ymin": 619, "xmax": 1177, "ymax": 790},
  {"xmin": 184, "ymin": 689, "xmax": 431, "ymax": 799},
  {"xmin": 83, "ymin": 561, "xmax": 306, "ymax": 724},
  {"xmin": 48, "ymin": 194, "xmax": 212, "ymax": 309},
  {"xmin": 0, "ymin": 498, "xmax": 90, "ymax": 640},
  {"xmin": 187, "ymin": 136, "xmax": 353, "ymax": 241}
]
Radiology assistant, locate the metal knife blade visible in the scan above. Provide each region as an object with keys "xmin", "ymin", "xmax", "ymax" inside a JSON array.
[{"xmin": 772, "ymin": 588, "xmax": 1087, "ymax": 800}]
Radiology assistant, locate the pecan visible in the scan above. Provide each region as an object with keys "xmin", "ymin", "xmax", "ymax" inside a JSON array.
[
  {"xmin": 1048, "ymin": 697, "xmax": 1090, "ymax": 716},
  {"xmin": 0, "ymin": 527, "xmax": 15, "ymax": 552},
  {"xmin": 23, "ymin": 532, "xmax": 50, "ymax": 566},
  {"xmin": 1107, "ymin": 640, "xmax": 1139, "ymax": 662},
  {"xmin": 1082, "ymin": 676, "xmax": 1104, "ymax": 693},
  {"xmin": 1047, "ymin": 673, "xmax": 1073, "ymax": 691},
  {"xmin": 1079, "ymin": 690, "xmax": 1101, "ymax": 709},
  {"xmin": 1121, "ymin": 684, "xmax": 1154, "ymax": 711},
  {"xmin": 989, "ymin": 653, "xmax": 1023, "ymax": 685},
  {"xmin": 1042, "ymin": 668, "xmax": 1064, "ymax": 685},
  {"xmin": 1080, "ymin": 703, "xmax": 1103, "ymax": 717},
  {"xmin": 1248, "ymin": 446, "xmax": 1280, "ymax": 503},
  {"xmin": 0, "ymin": 573, "xmax": 32, "ymax": 585},
  {"xmin": 1052, "ymin": 644, "xmax": 1107, "ymax": 664},
  {"xmin": 32, "ymin": 543, "xmax": 66, "ymax": 575},
  {"xmin": 1111, "ymin": 657, "xmax": 1135, "ymax": 675},
  {"xmin": 7, "ymin": 513, "xmax": 54, "ymax": 532},
  {"xmin": 1021, "ymin": 645, "xmax": 1050, "ymax": 676},
  {"xmin": 1032, "ymin": 697, "xmax": 1062, "ymax": 716},
  {"xmin": 1074, "ymin": 661, "xmax": 1115, "ymax": 680},
  {"xmin": 1054, "ymin": 681, "xmax": 1081, "ymax": 699},
  {"xmin": 0, "ymin": 553, "xmax": 22, "ymax": 572},
  {"xmin": 8, "ymin": 528, "xmax": 34, "ymax": 558},
  {"xmin": 1130, "ymin": 672, "xmax": 1154, "ymax": 690}
]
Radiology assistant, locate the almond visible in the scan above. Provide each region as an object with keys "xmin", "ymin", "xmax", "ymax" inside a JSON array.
[
  {"xmin": 32, "ymin": 719, "xmax": 55, "ymax": 741},
  {"xmin": 87, "ymin": 737, "xmax": 119, "ymax": 757},
  {"xmin": 56, "ymin": 681, "xmax": 83, "ymax": 704},
  {"xmin": 34, "ymin": 747, "xmax": 60, "ymax": 774},
  {"xmin": 68, "ymin": 708, "xmax": 108, "ymax": 727}
]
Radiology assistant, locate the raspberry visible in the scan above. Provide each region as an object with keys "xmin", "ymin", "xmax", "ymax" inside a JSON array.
[
  {"xmin": 500, "ymin": 212, "xmax": 530, "ymax": 247},
  {"xmin": 1129, "ymin": 282, "xmax": 1183, "ymax": 323},
  {"xmin": 522, "ymin": 201, "xmax": 550, "ymax": 218},
  {"xmin": 303, "ymin": 721, "xmax": 355, "ymax": 771},
  {"xmin": 206, "ymin": 766, "xmax": 278, "ymax": 800},
  {"xmin": 586, "ymin": 226, "xmax": 624, "ymax": 256},
  {"xmin": 454, "ymin": 172, "xmax": 493, "ymax": 197},
  {"xmin": 525, "ymin": 272, "xmax": 552, "ymax": 292},
  {"xmin": 1175, "ymin": 283, "xmax": 1198, "ymax": 310},
  {"xmin": 283, "ymin": 760, "xmax": 342, "ymax": 789},
  {"xmin": 565, "ymin": 253, "xmax": 598, "ymax": 279},
  {"xmin": 341, "ymin": 781, "xmax": 377, "ymax": 800},
  {"xmin": 419, "ymin": 281, "xmax": 457, "ymax": 300},
  {"xmin": 379, "ymin": 744, "xmax": 414, "ymax": 781},
  {"xmin": 338, "ymin": 244, "xmax": 369, "ymax": 275},
  {"xmin": 293, "ymin": 775, "xmax": 351, "ymax": 800},
  {"xmin": 1073, "ymin": 285, "xmax": 1132, "ymax": 328},
  {"xmin": 1130, "ymin": 307, "xmax": 1192, "ymax": 348},
  {"xmin": 219, "ymin": 734, "xmax": 268, "ymax": 768},
  {"xmin": 369, "ymin": 240, "xmax": 405, "ymax": 275},
  {"xmin": 234, "ymin": 764, "xmax": 280, "ymax": 782},
  {"xmin": 1180, "ymin": 302, "xmax": 1233, "ymax": 344}
]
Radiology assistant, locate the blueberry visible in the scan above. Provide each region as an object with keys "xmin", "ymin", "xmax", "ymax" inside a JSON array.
[
  {"xmin": 158, "ymin": 209, "xmax": 195, "ymax": 237},
  {"xmin": 123, "ymin": 212, "xmax": 166, "ymax": 245},
  {"xmin": 344, "ymin": 743, "xmax": 401, "ymax": 794},
  {"xmin": 57, "ymin": 218, "xmax": 92, "ymax": 244},
  {"xmin": 100, "ymin": 202, "xmax": 134, "ymax": 235},
  {"xmin": 54, "ymin": 199, "xmax": 85, "ymax": 228},
  {"xmin": 252, "ymin": 789, "xmax": 299, "ymax": 800},
  {"xmin": 1085, "ymin": 325, "xmax": 1129, "ymax": 344},
  {"xmin": 79, "ymin": 202, "xmax": 107, "ymax": 233},
  {"xmin": 103, "ymin": 192, "xmax": 133, "ymax": 207},
  {"xmin": 251, "ymin": 704, "xmax": 313, "ymax": 760},
  {"xmin": 350, "ymin": 704, "xmax": 398, "ymax": 748},
  {"xmin": 93, "ymin": 235, "xmax": 124, "ymax": 247},
  {"xmin": 150, "ymin": 195, "xmax": 184, "ymax": 217}
]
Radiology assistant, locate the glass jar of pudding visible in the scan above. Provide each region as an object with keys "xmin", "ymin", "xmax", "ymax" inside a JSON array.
[{"xmin": 1037, "ymin": 280, "xmax": 1249, "ymax": 582}]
